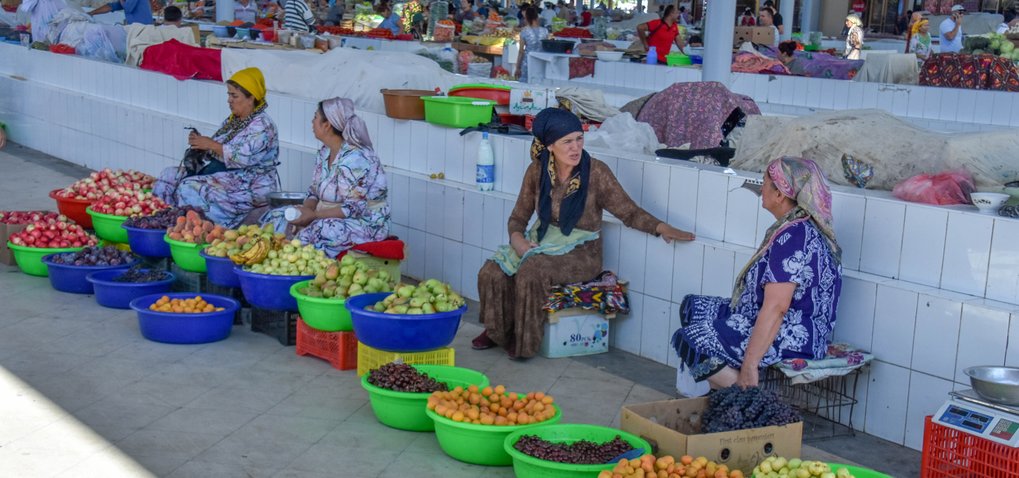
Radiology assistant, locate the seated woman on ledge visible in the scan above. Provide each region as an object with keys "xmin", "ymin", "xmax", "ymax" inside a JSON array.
[
  {"xmin": 474, "ymin": 108, "xmax": 695, "ymax": 360},
  {"xmin": 672, "ymin": 157, "xmax": 843, "ymax": 391},
  {"xmin": 260, "ymin": 97, "xmax": 390, "ymax": 258},
  {"xmin": 154, "ymin": 67, "xmax": 280, "ymax": 228}
]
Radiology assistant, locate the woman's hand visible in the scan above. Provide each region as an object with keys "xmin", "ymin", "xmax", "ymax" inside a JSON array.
[
  {"xmin": 656, "ymin": 223, "xmax": 695, "ymax": 243},
  {"xmin": 0, "ymin": 127, "xmax": 6, "ymax": 150},
  {"xmin": 736, "ymin": 360, "xmax": 760, "ymax": 389},
  {"xmin": 188, "ymin": 132, "xmax": 219, "ymax": 151},
  {"xmin": 510, "ymin": 232, "xmax": 538, "ymax": 257},
  {"xmin": 288, "ymin": 205, "xmax": 317, "ymax": 227}
]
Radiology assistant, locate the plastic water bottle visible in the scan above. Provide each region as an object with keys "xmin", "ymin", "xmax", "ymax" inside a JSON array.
[
  {"xmin": 646, "ymin": 46, "xmax": 658, "ymax": 65},
  {"xmin": 476, "ymin": 132, "xmax": 495, "ymax": 192}
]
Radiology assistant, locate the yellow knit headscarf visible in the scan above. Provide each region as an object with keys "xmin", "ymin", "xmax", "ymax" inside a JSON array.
[
  {"xmin": 228, "ymin": 67, "xmax": 266, "ymax": 105},
  {"xmin": 911, "ymin": 18, "xmax": 928, "ymax": 36}
]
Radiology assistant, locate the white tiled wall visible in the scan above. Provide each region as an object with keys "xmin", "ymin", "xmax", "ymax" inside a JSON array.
[{"xmin": 5, "ymin": 44, "xmax": 1019, "ymax": 452}]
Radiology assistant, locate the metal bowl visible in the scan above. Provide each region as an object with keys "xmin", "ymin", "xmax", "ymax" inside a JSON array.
[
  {"xmin": 267, "ymin": 192, "xmax": 307, "ymax": 208},
  {"xmin": 965, "ymin": 366, "xmax": 1019, "ymax": 406}
]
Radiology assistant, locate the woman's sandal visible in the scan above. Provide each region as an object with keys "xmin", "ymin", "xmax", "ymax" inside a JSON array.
[{"xmin": 471, "ymin": 331, "xmax": 496, "ymax": 350}]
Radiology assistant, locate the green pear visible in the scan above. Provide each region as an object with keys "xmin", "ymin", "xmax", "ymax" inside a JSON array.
[
  {"xmin": 407, "ymin": 307, "xmax": 424, "ymax": 315},
  {"xmin": 394, "ymin": 305, "xmax": 409, "ymax": 314},
  {"xmin": 422, "ymin": 303, "xmax": 436, "ymax": 314}
]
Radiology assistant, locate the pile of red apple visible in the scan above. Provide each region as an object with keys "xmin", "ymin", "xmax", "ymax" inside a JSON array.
[
  {"xmin": 54, "ymin": 169, "xmax": 155, "ymax": 201},
  {"xmin": 0, "ymin": 211, "xmax": 61, "ymax": 225},
  {"xmin": 90, "ymin": 190, "xmax": 169, "ymax": 217},
  {"xmin": 8, "ymin": 216, "xmax": 98, "ymax": 249}
]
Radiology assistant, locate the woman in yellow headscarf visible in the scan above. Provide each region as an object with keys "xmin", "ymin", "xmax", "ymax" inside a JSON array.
[
  {"xmin": 154, "ymin": 67, "xmax": 281, "ymax": 228},
  {"xmin": 908, "ymin": 19, "xmax": 932, "ymax": 66}
]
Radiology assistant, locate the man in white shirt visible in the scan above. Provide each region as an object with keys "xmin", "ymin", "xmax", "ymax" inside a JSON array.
[
  {"xmin": 939, "ymin": 4, "xmax": 965, "ymax": 53},
  {"xmin": 234, "ymin": 0, "xmax": 258, "ymax": 23},
  {"xmin": 540, "ymin": 2, "xmax": 555, "ymax": 26}
]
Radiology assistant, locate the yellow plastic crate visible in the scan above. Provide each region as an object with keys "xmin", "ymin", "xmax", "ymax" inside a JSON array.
[{"xmin": 356, "ymin": 342, "xmax": 455, "ymax": 376}]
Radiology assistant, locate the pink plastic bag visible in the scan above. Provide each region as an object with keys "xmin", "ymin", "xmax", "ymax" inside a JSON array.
[{"xmin": 892, "ymin": 170, "xmax": 975, "ymax": 205}]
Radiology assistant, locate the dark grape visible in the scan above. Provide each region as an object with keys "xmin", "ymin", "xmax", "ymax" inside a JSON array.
[
  {"xmin": 123, "ymin": 207, "xmax": 205, "ymax": 230},
  {"xmin": 700, "ymin": 385, "xmax": 801, "ymax": 433},
  {"xmin": 113, "ymin": 265, "xmax": 171, "ymax": 283},
  {"xmin": 512, "ymin": 435, "xmax": 635, "ymax": 464},
  {"xmin": 366, "ymin": 362, "xmax": 449, "ymax": 393},
  {"xmin": 50, "ymin": 246, "xmax": 136, "ymax": 267}
]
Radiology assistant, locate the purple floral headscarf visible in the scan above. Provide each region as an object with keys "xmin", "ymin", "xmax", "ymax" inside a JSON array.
[{"xmin": 321, "ymin": 97, "xmax": 379, "ymax": 164}]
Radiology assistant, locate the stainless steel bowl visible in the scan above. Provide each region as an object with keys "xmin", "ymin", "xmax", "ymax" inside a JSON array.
[
  {"xmin": 965, "ymin": 366, "xmax": 1019, "ymax": 406},
  {"xmin": 267, "ymin": 192, "xmax": 307, "ymax": 208}
]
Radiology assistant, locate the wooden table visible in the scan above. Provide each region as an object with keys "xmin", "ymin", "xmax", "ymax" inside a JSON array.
[
  {"xmin": 205, "ymin": 36, "xmax": 322, "ymax": 53},
  {"xmin": 451, "ymin": 40, "xmax": 503, "ymax": 56}
]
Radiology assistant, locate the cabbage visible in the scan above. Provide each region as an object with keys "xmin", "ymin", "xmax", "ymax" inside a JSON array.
[
  {"xmin": 1002, "ymin": 41, "xmax": 1016, "ymax": 53},
  {"xmin": 991, "ymin": 39, "xmax": 1001, "ymax": 50}
]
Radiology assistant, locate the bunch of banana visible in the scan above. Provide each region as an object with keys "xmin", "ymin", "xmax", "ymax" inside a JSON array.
[{"xmin": 230, "ymin": 238, "xmax": 270, "ymax": 265}]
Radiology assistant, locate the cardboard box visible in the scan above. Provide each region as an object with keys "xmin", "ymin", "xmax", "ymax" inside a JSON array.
[
  {"xmin": 539, "ymin": 308, "xmax": 612, "ymax": 358},
  {"xmin": 509, "ymin": 88, "xmax": 557, "ymax": 116},
  {"xmin": 620, "ymin": 397, "xmax": 802, "ymax": 473},
  {"xmin": 734, "ymin": 26, "xmax": 775, "ymax": 47},
  {"xmin": 0, "ymin": 223, "xmax": 28, "ymax": 266}
]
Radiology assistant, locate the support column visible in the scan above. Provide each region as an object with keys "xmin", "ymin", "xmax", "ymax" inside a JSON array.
[
  {"xmin": 779, "ymin": 0, "xmax": 794, "ymax": 40},
  {"xmin": 701, "ymin": 0, "xmax": 735, "ymax": 85},
  {"xmin": 799, "ymin": 0, "xmax": 813, "ymax": 40},
  {"xmin": 217, "ymin": 0, "xmax": 236, "ymax": 23}
]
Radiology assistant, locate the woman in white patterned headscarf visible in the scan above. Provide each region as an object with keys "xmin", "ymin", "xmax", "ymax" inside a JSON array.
[{"xmin": 260, "ymin": 97, "xmax": 390, "ymax": 257}]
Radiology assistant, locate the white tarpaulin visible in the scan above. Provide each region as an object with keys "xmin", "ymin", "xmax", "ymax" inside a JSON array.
[
  {"xmin": 730, "ymin": 109, "xmax": 1019, "ymax": 190},
  {"xmin": 585, "ymin": 113, "xmax": 663, "ymax": 155},
  {"xmin": 221, "ymin": 47, "xmax": 490, "ymax": 115}
]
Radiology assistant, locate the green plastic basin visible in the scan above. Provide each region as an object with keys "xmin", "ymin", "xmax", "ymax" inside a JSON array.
[
  {"xmin": 422, "ymin": 96, "xmax": 496, "ymax": 128},
  {"xmin": 504, "ymin": 424, "xmax": 651, "ymax": 478},
  {"xmin": 7, "ymin": 242, "xmax": 84, "ymax": 277},
  {"xmin": 87, "ymin": 208, "xmax": 129, "ymax": 243},
  {"xmin": 361, "ymin": 365, "xmax": 490, "ymax": 432},
  {"xmin": 164, "ymin": 236, "xmax": 207, "ymax": 273},
  {"xmin": 290, "ymin": 280, "xmax": 353, "ymax": 332},
  {"xmin": 827, "ymin": 463, "xmax": 892, "ymax": 478},
  {"xmin": 427, "ymin": 399, "xmax": 562, "ymax": 466}
]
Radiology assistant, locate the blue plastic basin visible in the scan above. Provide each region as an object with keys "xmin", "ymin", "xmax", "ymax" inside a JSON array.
[
  {"xmin": 42, "ymin": 253, "xmax": 140, "ymax": 294},
  {"xmin": 123, "ymin": 225, "xmax": 172, "ymax": 258},
  {"xmin": 129, "ymin": 292, "xmax": 239, "ymax": 344},
  {"xmin": 235, "ymin": 268, "xmax": 313, "ymax": 311},
  {"xmin": 201, "ymin": 250, "xmax": 240, "ymax": 288},
  {"xmin": 347, "ymin": 292, "xmax": 465, "ymax": 352},
  {"xmin": 86, "ymin": 269, "xmax": 176, "ymax": 309}
]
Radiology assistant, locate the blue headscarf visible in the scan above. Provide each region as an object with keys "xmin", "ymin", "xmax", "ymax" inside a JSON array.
[{"xmin": 532, "ymin": 108, "xmax": 591, "ymax": 241}]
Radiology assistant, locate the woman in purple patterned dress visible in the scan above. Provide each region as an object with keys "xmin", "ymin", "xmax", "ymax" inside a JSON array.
[
  {"xmin": 672, "ymin": 157, "xmax": 843, "ymax": 390},
  {"xmin": 260, "ymin": 97, "xmax": 389, "ymax": 258}
]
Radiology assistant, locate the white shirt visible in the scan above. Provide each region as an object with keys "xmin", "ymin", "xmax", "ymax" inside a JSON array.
[
  {"xmin": 234, "ymin": 0, "xmax": 257, "ymax": 23},
  {"xmin": 540, "ymin": 8, "xmax": 555, "ymax": 25},
  {"xmin": 939, "ymin": 17, "xmax": 963, "ymax": 53}
]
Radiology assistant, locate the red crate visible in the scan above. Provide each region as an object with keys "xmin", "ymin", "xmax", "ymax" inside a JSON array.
[
  {"xmin": 922, "ymin": 416, "xmax": 1019, "ymax": 477},
  {"xmin": 295, "ymin": 317, "xmax": 358, "ymax": 371}
]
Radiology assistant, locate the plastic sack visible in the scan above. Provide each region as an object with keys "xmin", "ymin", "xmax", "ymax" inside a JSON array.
[
  {"xmin": 45, "ymin": 6, "xmax": 86, "ymax": 44},
  {"xmin": 415, "ymin": 45, "xmax": 456, "ymax": 72},
  {"xmin": 466, "ymin": 60, "xmax": 491, "ymax": 78},
  {"xmin": 892, "ymin": 170, "xmax": 975, "ymax": 205},
  {"xmin": 584, "ymin": 113, "xmax": 664, "ymax": 155}
]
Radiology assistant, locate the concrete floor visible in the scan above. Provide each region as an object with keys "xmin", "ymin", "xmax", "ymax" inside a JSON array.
[{"xmin": 0, "ymin": 143, "xmax": 920, "ymax": 477}]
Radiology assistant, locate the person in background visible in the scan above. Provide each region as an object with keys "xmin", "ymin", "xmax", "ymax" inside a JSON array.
[
  {"xmin": 677, "ymin": 5, "xmax": 690, "ymax": 26},
  {"xmin": 777, "ymin": 40, "xmax": 806, "ymax": 75},
  {"xmin": 378, "ymin": 4, "xmax": 402, "ymax": 34},
  {"xmin": 757, "ymin": 7, "xmax": 779, "ymax": 47},
  {"xmin": 539, "ymin": 2, "xmax": 555, "ymax": 26},
  {"xmin": 162, "ymin": 4, "xmax": 183, "ymax": 25},
  {"xmin": 0, "ymin": 123, "xmax": 6, "ymax": 150},
  {"xmin": 763, "ymin": 1, "xmax": 783, "ymax": 35},
  {"xmin": 477, "ymin": 1, "xmax": 490, "ymax": 18},
  {"xmin": 672, "ymin": 157, "xmax": 842, "ymax": 390},
  {"xmin": 234, "ymin": 0, "xmax": 258, "ymax": 23},
  {"xmin": 904, "ymin": 10, "xmax": 922, "ymax": 53},
  {"xmin": 739, "ymin": 7, "xmax": 755, "ymax": 26},
  {"xmin": 474, "ymin": 108, "xmax": 694, "ymax": 359},
  {"xmin": 997, "ymin": 10, "xmax": 1016, "ymax": 34},
  {"xmin": 89, "ymin": 0, "xmax": 154, "ymax": 25},
  {"xmin": 324, "ymin": 0, "xmax": 344, "ymax": 24},
  {"xmin": 284, "ymin": 0, "xmax": 316, "ymax": 32},
  {"xmin": 844, "ymin": 13, "xmax": 863, "ymax": 59},
  {"xmin": 939, "ymin": 4, "xmax": 965, "ymax": 53},
  {"xmin": 455, "ymin": 0, "xmax": 475, "ymax": 24},
  {"xmin": 516, "ymin": 6, "xmax": 548, "ymax": 82},
  {"xmin": 637, "ymin": 4, "xmax": 686, "ymax": 63},
  {"xmin": 910, "ymin": 18, "xmax": 932, "ymax": 65},
  {"xmin": 154, "ymin": 68, "xmax": 280, "ymax": 228},
  {"xmin": 596, "ymin": 0, "xmax": 607, "ymax": 12},
  {"xmin": 410, "ymin": 4, "xmax": 429, "ymax": 37},
  {"xmin": 687, "ymin": 34, "xmax": 702, "ymax": 47},
  {"xmin": 896, "ymin": 9, "xmax": 910, "ymax": 35},
  {"xmin": 579, "ymin": 5, "xmax": 591, "ymax": 26}
]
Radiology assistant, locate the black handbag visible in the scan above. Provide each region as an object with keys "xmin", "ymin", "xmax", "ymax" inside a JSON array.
[{"xmin": 182, "ymin": 148, "xmax": 230, "ymax": 177}]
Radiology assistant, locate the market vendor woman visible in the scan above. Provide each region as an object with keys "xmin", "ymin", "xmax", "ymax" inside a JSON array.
[
  {"xmin": 473, "ymin": 108, "xmax": 695, "ymax": 359},
  {"xmin": 154, "ymin": 67, "xmax": 280, "ymax": 229},
  {"xmin": 260, "ymin": 97, "xmax": 390, "ymax": 258},
  {"xmin": 637, "ymin": 5, "xmax": 685, "ymax": 63},
  {"xmin": 672, "ymin": 157, "xmax": 843, "ymax": 390}
]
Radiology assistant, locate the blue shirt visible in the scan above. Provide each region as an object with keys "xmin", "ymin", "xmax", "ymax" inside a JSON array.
[
  {"xmin": 107, "ymin": 0, "xmax": 154, "ymax": 24},
  {"xmin": 379, "ymin": 13, "xmax": 401, "ymax": 35}
]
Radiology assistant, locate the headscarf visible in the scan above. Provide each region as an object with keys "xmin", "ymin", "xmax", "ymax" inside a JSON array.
[
  {"xmin": 320, "ymin": 97, "xmax": 380, "ymax": 164},
  {"xmin": 228, "ymin": 67, "xmax": 267, "ymax": 105},
  {"xmin": 911, "ymin": 18, "xmax": 928, "ymax": 36},
  {"xmin": 731, "ymin": 157, "xmax": 842, "ymax": 306},
  {"xmin": 531, "ymin": 107, "xmax": 591, "ymax": 241},
  {"xmin": 845, "ymin": 14, "xmax": 862, "ymax": 27}
]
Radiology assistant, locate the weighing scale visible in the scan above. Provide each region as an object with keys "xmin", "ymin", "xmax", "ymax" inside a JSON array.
[{"xmin": 933, "ymin": 389, "xmax": 1019, "ymax": 447}]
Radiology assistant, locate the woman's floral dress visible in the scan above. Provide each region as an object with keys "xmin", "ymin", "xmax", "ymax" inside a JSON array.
[
  {"xmin": 153, "ymin": 111, "xmax": 280, "ymax": 228},
  {"xmin": 672, "ymin": 220, "xmax": 843, "ymax": 381},
  {"xmin": 261, "ymin": 144, "xmax": 390, "ymax": 257}
]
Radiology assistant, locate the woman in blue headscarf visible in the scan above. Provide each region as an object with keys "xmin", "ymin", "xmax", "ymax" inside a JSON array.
[{"xmin": 474, "ymin": 108, "xmax": 695, "ymax": 359}]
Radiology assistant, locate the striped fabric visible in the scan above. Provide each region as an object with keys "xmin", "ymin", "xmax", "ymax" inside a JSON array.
[{"xmin": 284, "ymin": 0, "xmax": 315, "ymax": 32}]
